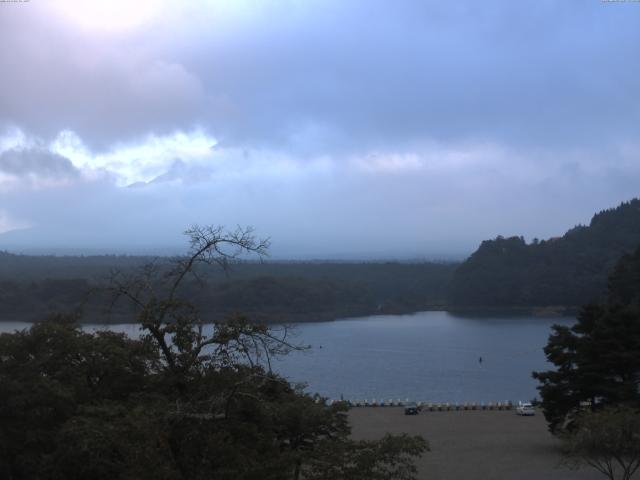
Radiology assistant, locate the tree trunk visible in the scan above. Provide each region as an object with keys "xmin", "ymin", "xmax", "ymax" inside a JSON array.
[{"xmin": 293, "ymin": 459, "xmax": 302, "ymax": 480}]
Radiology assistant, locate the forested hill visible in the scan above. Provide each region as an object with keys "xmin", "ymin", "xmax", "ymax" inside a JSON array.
[
  {"xmin": 0, "ymin": 255, "xmax": 456, "ymax": 323},
  {"xmin": 449, "ymin": 198, "xmax": 640, "ymax": 308}
]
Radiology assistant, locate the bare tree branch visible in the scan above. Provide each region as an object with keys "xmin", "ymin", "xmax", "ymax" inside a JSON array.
[{"xmin": 104, "ymin": 224, "xmax": 301, "ymax": 380}]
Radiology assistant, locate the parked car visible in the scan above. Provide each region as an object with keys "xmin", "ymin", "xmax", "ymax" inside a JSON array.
[
  {"xmin": 516, "ymin": 402, "xmax": 535, "ymax": 416},
  {"xmin": 404, "ymin": 402, "xmax": 419, "ymax": 415}
]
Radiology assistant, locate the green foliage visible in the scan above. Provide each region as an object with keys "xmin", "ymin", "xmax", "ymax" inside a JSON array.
[
  {"xmin": 561, "ymin": 407, "xmax": 640, "ymax": 480},
  {"xmin": 0, "ymin": 315, "xmax": 160, "ymax": 479},
  {"xmin": 0, "ymin": 226, "xmax": 427, "ymax": 479},
  {"xmin": 305, "ymin": 433, "xmax": 429, "ymax": 480},
  {"xmin": 0, "ymin": 316, "xmax": 427, "ymax": 480},
  {"xmin": 608, "ymin": 246, "xmax": 640, "ymax": 308},
  {"xmin": 450, "ymin": 199, "xmax": 640, "ymax": 307},
  {"xmin": 533, "ymin": 246, "xmax": 640, "ymax": 433}
]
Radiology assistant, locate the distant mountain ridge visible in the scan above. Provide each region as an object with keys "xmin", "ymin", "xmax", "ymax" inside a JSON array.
[{"xmin": 449, "ymin": 198, "xmax": 640, "ymax": 308}]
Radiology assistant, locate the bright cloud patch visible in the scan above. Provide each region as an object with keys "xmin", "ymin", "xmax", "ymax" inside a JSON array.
[
  {"xmin": 47, "ymin": 0, "xmax": 162, "ymax": 32},
  {"xmin": 50, "ymin": 129, "xmax": 217, "ymax": 186}
]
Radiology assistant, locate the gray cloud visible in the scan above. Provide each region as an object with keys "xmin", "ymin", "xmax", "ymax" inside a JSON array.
[
  {"xmin": 0, "ymin": 148, "xmax": 79, "ymax": 179},
  {"xmin": 0, "ymin": 1, "xmax": 639, "ymax": 257},
  {"xmin": 0, "ymin": 6, "xmax": 205, "ymax": 150},
  {"xmin": 0, "ymin": 142, "xmax": 638, "ymax": 258},
  {"xmin": 2, "ymin": 1, "xmax": 639, "ymax": 154}
]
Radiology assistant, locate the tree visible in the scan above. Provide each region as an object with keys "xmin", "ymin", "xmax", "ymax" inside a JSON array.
[
  {"xmin": 0, "ymin": 314, "xmax": 162, "ymax": 480},
  {"xmin": 608, "ymin": 246, "xmax": 640, "ymax": 308},
  {"xmin": 561, "ymin": 407, "xmax": 640, "ymax": 480},
  {"xmin": 533, "ymin": 243, "xmax": 640, "ymax": 434},
  {"xmin": 0, "ymin": 225, "xmax": 428, "ymax": 480},
  {"xmin": 450, "ymin": 198, "xmax": 640, "ymax": 308},
  {"xmin": 107, "ymin": 225, "xmax": 280, "ymax": 377},
  {"xmin": 305, "ymin": 433, "xmax": 428, "ymax": 480}
]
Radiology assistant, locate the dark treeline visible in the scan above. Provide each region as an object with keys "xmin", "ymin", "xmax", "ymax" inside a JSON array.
[
  {"xmin": 3, "ymin": 198, "xmax": 640, "ymax": 321},
  {"xmin": 449, "ymin": 199, "xmax": 640, "ymax": 309},
  {"xmin": 0, "ymin": 253, "xmax": 456, "ymax": 323}
]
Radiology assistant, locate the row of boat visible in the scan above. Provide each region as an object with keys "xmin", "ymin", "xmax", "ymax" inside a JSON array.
[{"xmin": 328, "ymin": 399, "xmax": 516, "ymax": 410}]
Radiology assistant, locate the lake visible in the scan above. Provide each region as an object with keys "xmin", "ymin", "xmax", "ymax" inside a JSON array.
[{"xmin": 0, "ymin": 311, "xmax": 572, "ymax": 404}]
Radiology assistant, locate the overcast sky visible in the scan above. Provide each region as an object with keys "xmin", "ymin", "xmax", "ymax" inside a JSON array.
[{"xmin": 0, "ymin": 0, "xmax": 639, "ymax": 258}]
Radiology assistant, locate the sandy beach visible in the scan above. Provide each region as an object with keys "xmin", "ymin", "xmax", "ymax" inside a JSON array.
[{"xmin": 349, "ymin": 407, "xmax": 602, "ymax": 480}]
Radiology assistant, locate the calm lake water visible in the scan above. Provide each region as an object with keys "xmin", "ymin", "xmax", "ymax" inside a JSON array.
[{"xmin": 0, "ymin": 311, "xmax": 573, "ymax": 403}]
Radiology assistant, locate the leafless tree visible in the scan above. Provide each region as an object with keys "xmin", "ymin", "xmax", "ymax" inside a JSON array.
[{"xmin": 107, "ymin": 225, "xmax": 302, "ymax": 378}]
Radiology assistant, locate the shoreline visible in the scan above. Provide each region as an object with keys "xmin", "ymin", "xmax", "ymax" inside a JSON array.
[{"xmin": 0, "ymin": 305, "xmax": 578, "ymax": 326}]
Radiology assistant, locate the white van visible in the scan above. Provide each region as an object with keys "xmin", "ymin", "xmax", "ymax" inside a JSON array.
[{"xmin": 516, "ymin": 402, "xmax": 535, "ymax": 416}]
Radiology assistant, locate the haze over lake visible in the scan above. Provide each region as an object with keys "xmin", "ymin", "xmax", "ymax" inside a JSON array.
[{"xmin": 1, "ymin": 311, "xmax": 571, "ymax": 403}]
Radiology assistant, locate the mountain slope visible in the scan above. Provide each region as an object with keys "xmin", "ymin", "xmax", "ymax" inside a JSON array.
[{"xmin": 449, "ymin": 198, "xmax": 640, "ymax": 307}]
